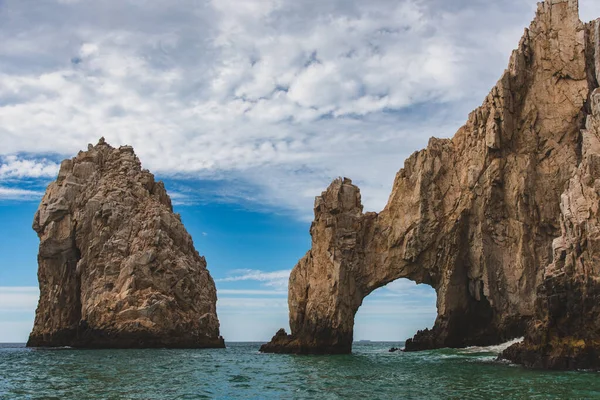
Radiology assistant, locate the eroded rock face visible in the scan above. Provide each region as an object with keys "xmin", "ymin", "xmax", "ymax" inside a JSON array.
[
  {"xmin": 28, "ymin": 138, "xmax": 224, "ymax": 348},
  {"xmin": 501, "ymin": 86, "xmax": 600, "ymax": 370},
  {"xmin": 261, "ymin": 0, "xmax": 600, "ymax": 363}
]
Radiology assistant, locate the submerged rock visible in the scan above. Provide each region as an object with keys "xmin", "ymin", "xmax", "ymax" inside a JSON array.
[
  {"xmin": 262, "ymin": 0, "xmax": 600, "ymax": 369},
  {"xmin": 27, "ymin": 138, "xmax": 224, "ymax": 348}
]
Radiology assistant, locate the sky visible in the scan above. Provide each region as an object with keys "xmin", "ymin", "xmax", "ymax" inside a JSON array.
[{"xmin": 1, "ymin": 0, "xmax": 600, "ymax": 343}]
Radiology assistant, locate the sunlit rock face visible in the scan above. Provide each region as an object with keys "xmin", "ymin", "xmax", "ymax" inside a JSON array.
[
  {"xmin": 501, "ymin": 86, "xmax": 600, "ymax": 370},
  {"xmin": 28, "ymin": 138, "xmax": 224, "ymax": 348},
  {"xmin": 262, "ymin": 0, "xmax": 600, "ymax": 369}
]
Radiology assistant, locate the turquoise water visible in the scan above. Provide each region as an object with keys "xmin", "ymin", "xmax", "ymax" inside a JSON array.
[{"xmin": 1, "ymin": 342, "xmax": 599, "ymax": 399}]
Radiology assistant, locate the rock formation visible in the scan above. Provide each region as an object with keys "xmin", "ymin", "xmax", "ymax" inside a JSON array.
[
  {"xmin": 501, "ymin": 87, "xmax": 600, "ymax": 370},
  {"xmin": 262, "ymin": 0, "xmax": 600, "ymax": 369},
  {"xmin": 28, "ymin": 138, "xmax": 224, "ymax": 348}
]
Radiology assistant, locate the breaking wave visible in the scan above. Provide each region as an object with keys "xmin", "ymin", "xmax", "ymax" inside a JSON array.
[{"xmin": 458, "ymin": 337, "xmax": 524, "ymax": 355}]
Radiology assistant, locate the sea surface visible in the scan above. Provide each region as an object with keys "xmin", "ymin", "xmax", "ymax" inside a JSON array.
[{"xmin": 1, "ymin": 341, "xmax": 599, "ymax": 399}]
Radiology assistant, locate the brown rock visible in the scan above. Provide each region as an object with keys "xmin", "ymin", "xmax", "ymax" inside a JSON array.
[
  {"xmin": 500, "ymin": 86, "xmax": 600, "ymax": 370},
  {"xmin": 261, "ymin": 0, "xmax": 600, "ymax": 364},
  {"xmin": 27, "ymin": 139, "xmax": 224, "ymax": 348}
]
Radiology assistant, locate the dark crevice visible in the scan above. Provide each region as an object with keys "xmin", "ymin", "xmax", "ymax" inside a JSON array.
[
  {"xmin": 71, "ymin": 221, "xmax": 83, "ymax": 342},
  {"xmin": 575, "ymin": 22, "xmax": 600, "ymax": 167}
]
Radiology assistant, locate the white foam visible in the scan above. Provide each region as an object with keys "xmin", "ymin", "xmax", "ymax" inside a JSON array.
[{"xmin": 459, "ymin": 337, "xmax": 524, "ymax": 355}]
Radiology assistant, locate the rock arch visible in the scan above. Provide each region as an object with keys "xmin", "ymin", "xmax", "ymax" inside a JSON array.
[
  {"xmin": 353, "ymin": 278, "xmax": 437, "ymax": 342},
  {"xmin": 260, "ymin": 177, "xmax": 521, "ymax": 354},
  {"xmin": 261, "ymin": 0, "xmax": 599, "ymax": 354}
]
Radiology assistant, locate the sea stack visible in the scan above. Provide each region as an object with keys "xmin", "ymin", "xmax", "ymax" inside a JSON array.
[
  {"xmin": 262, "ymin": 0, "xmax": 600, "ymax": 369},
  {"xmin": 27, "ymin": 138, "xmax": 224, "ymax": 348}
]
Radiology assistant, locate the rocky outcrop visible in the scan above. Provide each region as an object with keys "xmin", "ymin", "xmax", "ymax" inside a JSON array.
[
  {"xmin": 501, "ymin": 87, "xmax": 600, "ymax": 370},
  {"xmin": 28, "ymin": 138, "xmax": 224, "ymax": 348},
  {"xmin": 262, "ymin": 0, "xmax": 600, "ymax": 364}
]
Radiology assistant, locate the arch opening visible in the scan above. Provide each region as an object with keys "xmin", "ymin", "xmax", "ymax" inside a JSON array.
[{"xmin": 353, "ymin": 278, "xmax": 437, "ymax": 346}]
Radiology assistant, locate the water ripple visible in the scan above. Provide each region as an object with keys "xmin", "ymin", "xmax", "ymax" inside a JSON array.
[{"xmin": 0, "ymin": 342, "xmax": 599, "ymax": 399}]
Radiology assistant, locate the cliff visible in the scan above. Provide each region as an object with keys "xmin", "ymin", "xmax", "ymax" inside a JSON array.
[
  {"xmin": 501, "ymin": 87, "xmax": 600, "ymax": 369},
  {"xmin": 27, "ymin": 138, "xmax": 224, "ymax": 348},
  {"xmin": 261, "ymin": 0, "xmax": 600, "ymax": 370}
]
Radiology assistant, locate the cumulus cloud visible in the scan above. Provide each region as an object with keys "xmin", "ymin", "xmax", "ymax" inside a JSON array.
[
  {"xmin": 0, "ymin": 156, "xmax": 59, "ymax": 180},
  {"xmin": 0, "ymin": 155, "xmax": 58, "ymax": 202},
  {"xmin": 1, "ymin": 0, "xmax": 599, "ymax": 217}
]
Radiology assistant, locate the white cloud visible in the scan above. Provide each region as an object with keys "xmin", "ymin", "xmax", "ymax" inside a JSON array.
[
  {"xmin": 218, "ymin": 289, "xmax": 286, "ymax": 296},
  {"xmin": 0, "ymin": 187, "xmax": 45, "ymax": 201},
  {"xmin": 0, "ymin": 155, "xmax": 57, "ymax": 202},
  {"xmin": 216, "ymin": 269, "xmax": 291, "ymax": 289},
  {"xmin": 377, "ymin": 279, "xmax": 437, "ymax": 298},
  {"xmin": 79, "ymin": 42, "xmax": 99, "ymax": 58},
  {"xmin": 1, "ymin": 0, "xmax": 582, "ymax": 217},
  {"xmin": 217, "ymin": 297, "xmax": 289, "ymax": 311},
  {"xmin": 357, "ymin": 300, "xmax": 435, "ymax": 316},
  {"xmin": 0, "ymin": 156, "xmax": 59, "ymax": 180},
  {"xmin": 166, "ymin": 190, "xmax": 196, "ymax": 206},
  {"xmin": 0, "ymin": 287, "xmax": 39, "ymax": 312}
]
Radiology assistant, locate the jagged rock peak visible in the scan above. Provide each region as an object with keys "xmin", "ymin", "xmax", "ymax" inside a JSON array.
[
  {"xmin": 314, "ymin": 177, "xmax": 362, "ymax": 216},
  {"xmin": 261, "ymin": 0, "xmax": 600, "ymax": 369},
  {"xmin": 28, "ymin": 139, "xmax": 225, "ymax": 348}
]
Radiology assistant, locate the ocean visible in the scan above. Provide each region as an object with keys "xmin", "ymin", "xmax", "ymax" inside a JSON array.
[{"xmin": 1, "ymin": 341, "xmax": 599, "ymax": 399}]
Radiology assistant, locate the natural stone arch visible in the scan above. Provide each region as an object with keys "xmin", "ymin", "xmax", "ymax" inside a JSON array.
[
  {"xmin": 353, "ymin": 278, "xmax": 437, "ymax": 343},
  {"xmin": 261, "ymin": 178, "xmax": 516, "ymax": 354},
  {"xmin": 261, "ymin": 0, "xmax": 595, "ymax": 354}
]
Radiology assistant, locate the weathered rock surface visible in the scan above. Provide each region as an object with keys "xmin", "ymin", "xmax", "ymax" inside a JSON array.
[
  {"xmin": 501, "ymin": 88, "xmax": 600, "ymax": 370},
  {"xmin": 28, "ymin": 138, "xmax": 224, "ymax": 348},
  {"xmin": 262, "ymin": 0, "xmax": 600, "ymax": 367}
]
